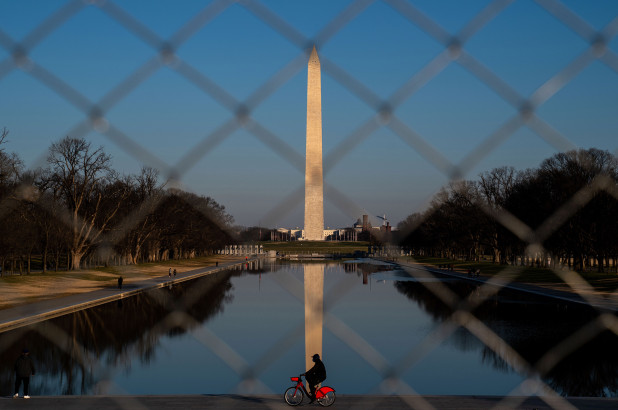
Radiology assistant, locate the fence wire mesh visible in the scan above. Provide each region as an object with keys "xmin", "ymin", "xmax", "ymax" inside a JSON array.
[{"xmin": 1, "ymin": 0, "xmax": 618, "ymax": 408}]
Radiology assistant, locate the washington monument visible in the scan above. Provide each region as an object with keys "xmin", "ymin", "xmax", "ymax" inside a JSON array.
[{"xmin": 304, "ymin": 46, "xmax": 324, "ymax": 241}]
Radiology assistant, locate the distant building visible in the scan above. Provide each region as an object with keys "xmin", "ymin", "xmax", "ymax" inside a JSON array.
[
  {"xmin": 323, "ymin": 228, "xmax": 337, "ymax": 239},
  {"xmin": 270, "ymin": 213, "xmax": 400, "ymax": 242},
  {"xmin": 352, "ymin": 214, "xmax": 372, "ymax": 232},
  {"xmin": 271, "ymin": 228, "xmax": 303, "ymax": 241},
  {"xmin": 275, "ymin": 214, "xmax": 372, "ymax": 241}
]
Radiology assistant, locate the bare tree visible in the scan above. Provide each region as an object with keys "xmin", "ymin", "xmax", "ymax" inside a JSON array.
[
  {"xmin": 478, "ymin": 166, "xmax": 519, "ymax": 263},
  {"xmin": 108, "ymin": 167, "xmax": 164, "ymax": 265},
  {"xmin": 44, "ymin": 137, "xmax": 128, "ymax": 269},
  {"xmin": 0, "ymin": 127, "xmax": 25, "ymax": 275},
  {"xmin": 0, "ymin": 127, "xmax": 23, "ymax": 185}
]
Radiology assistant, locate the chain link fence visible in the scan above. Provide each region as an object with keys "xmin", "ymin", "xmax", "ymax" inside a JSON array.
[{"xmin": 1, "ymin": 0, "xmax": 618, "ymax": 408}]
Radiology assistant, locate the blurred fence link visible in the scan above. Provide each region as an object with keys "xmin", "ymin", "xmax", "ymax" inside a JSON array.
[{"xmin": 1, "ymin": 0, "xmax": 618, "ymax": 409}]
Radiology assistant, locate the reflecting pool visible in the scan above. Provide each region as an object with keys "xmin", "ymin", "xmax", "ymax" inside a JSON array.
[{"xmin": 1, "ymin": 260, "xmax": 616, "ymax": 397}]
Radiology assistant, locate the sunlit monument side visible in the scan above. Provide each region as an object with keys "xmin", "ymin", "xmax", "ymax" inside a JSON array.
[
  {"xmin": 304, "ymin": 45, "xmax": 324, "ymax": 241},
  {"xmin": 304, "ymin": 263, "xmax": 324, "ymax": 371}
]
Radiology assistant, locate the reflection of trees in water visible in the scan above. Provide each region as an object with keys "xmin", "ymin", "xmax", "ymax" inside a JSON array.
[
  {"xmin": 0, "ymin": 269, "xmax": 236, "ymax": 395},
  {"xmin": 394, "ymin": 278, "xmax": 618, "ymax": 397},
  {"xmin": 545, "ymin": 342, "xmax": 618, "ymax": 397}
]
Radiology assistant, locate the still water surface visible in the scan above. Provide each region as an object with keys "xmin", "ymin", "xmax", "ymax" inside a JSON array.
[{"xmin": 1, "ymin": 260, "xmax": 616, "ymax": 397}]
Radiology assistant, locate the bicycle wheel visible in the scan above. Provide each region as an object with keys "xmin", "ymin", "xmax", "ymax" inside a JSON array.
[
  {"xmin": 317, "ymin": 390, "xmax": 335, "ymax": 407},
  {"xmin": 284, "ymin": 387, "xmax": 304, "ymax": 406}
]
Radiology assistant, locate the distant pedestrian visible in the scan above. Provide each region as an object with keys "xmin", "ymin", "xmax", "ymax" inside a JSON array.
[
  {"xmin": 173, "ymin": 269, "xmax": 177, "ymax": 277},
  {"xmin": 117, "ymin": 276, "xmax": 123, "ymax": 289},
  {"xmin": 14, "ymin": 349, "xmax": 35, "ymax": 399},
  {"xmin": 168, "ymin": 268, "xmax": 171, "ymax": 278}
]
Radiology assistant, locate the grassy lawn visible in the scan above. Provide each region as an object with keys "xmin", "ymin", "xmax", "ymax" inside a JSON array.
[
  {"xmin": 261, "ymin": 241, "xmax": 370, "ymax": 254},
  {"xmin": 401, "ymin": 255, "xmax": 618, "ymax": 292}
]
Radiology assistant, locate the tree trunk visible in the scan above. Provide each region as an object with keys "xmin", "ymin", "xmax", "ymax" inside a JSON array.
[
  {"xmin": 71, "ymin": 251, "xmax": 84, "ymax": 270},
  {"xmin": 132, "ymin": 246, "xmax": 139, "ymax": 265},
  {"xmin": 43, "ymin": 245, "xmax": 48, "ymax": 273}
]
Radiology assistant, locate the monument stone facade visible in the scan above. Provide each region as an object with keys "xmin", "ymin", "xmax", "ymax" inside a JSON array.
[{"xmin": 304, "ymin": 46, "xmax": 324, "ymax": 241}]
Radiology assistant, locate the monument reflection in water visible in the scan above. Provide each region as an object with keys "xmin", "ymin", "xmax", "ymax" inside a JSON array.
[
  {"xmin": 0, "ymin": 261, "xmax": 617, "ymax": 397},
  {"xmin": 304, "ymin": 263, "xmax": 324, "ymax": 372}
]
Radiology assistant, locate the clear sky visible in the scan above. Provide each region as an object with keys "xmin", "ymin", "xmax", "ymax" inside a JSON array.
[{"xmin": 1, "ymin": 0, "xmax": 617, "ymax": 229}]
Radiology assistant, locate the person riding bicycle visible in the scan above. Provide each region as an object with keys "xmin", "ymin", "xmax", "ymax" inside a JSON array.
[{"xmin": 302, "ymin": 353, "xmax": 326, "ymax": 403}]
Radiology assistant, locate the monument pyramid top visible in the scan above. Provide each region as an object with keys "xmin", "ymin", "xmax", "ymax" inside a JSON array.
[{"xmin": 309, "ymin": 45, "xmax": 320, "ymax": 66}]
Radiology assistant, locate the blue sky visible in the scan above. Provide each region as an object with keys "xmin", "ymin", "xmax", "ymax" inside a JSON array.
[{"xmin": 1, "ymin": 0, "xmax": 617, "ymax": 229}]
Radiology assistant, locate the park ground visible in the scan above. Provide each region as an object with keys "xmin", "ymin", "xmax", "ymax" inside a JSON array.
[
  {"xmin": 0, "ymin": 254, "xmax": 245, "ymax": 311},
  {"xmin": 399, "ymin": 255, "xmax": 618, "ymax": 296}
]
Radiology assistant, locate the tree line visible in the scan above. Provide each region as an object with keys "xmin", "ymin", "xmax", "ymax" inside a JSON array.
[
  {"xmin": 397, "ymin": 148, "xmax": 618, "ymax": 272},
  {"xmin": 0, "ymin": 130, "xmax": 234, "ymax": 274}
]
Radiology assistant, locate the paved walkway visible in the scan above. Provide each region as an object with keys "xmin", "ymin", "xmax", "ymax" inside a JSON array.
[
  {"xmin": 0, "ymin": 259, "xmax": 253, "ymax": 332},
  {"xmin": 393, "ymin": 260, "xmax": 618, "ymax": 313},
  {"xmin": 0, "ymin": 394, "xmax": 617, "ymax": 409}
]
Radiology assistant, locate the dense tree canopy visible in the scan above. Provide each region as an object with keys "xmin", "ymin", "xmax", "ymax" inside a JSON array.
[{"xmin": 398, "ymin": 149, "xmax": 618, "ymax": 272}]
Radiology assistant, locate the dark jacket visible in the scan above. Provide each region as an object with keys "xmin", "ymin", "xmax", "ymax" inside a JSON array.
[
  {"xmin": 14, "ymin": 354, "xmax": 35, "ymax": 378},
  {"xmin": 305, "ymin": 359, "xmax": 326, "ymax": 383}
]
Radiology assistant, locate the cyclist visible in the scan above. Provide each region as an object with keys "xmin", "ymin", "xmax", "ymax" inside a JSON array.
[{"xmin": 302, "ymin": 354, "xmax": 326, "ymax": 403}]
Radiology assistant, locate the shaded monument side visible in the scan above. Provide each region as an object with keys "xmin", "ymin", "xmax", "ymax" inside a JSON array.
[{"xmin": 304, "ymin": 45, "xmax": 324, "ymax": 241}]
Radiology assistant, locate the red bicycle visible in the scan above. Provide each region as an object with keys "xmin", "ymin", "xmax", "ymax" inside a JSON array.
[{"xmin": 284, "ymin": 374, "xmax": 336, "ymax": 407}]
